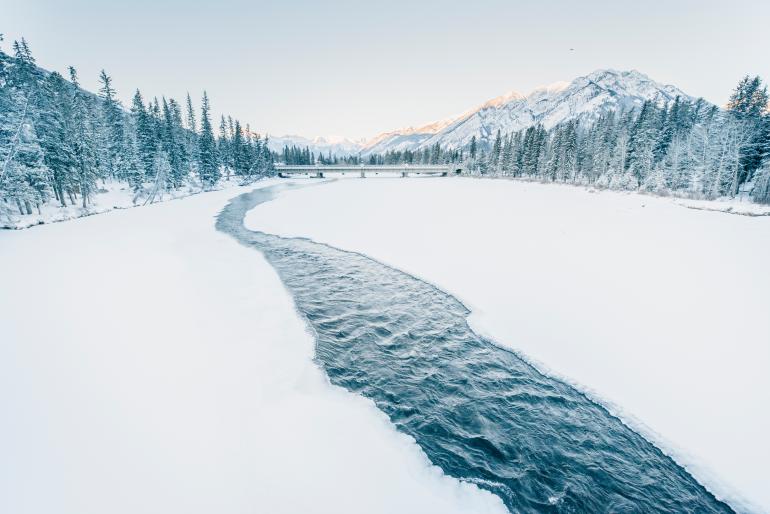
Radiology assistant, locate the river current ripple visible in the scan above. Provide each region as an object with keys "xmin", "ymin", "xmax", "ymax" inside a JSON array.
[{"xmin": 217, "ymin": 185, "xmax": 733, "ymax": 513}]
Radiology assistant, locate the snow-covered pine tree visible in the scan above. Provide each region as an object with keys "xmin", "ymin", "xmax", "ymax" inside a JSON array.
[
  {"xmin": 0, "ymin": 36, "xmax": 275, "ymax": 220},
  {"xmin": 35, "ymin": 71, "xmax": 78, "ymax": 207},
  {"xmin": 68, "ymin": 67, "xmax": 99, "ymax": 207},
  {"xmin": 260, "ymin": 135, "xmax": 274, "ymax": 176},
  {"xmin": 727, "ymin": 76, "xmax": 769, "ymax": 189},
  {"xmin": 500, "ymin": 134, "xmax": 513, "ymax": 175},
  {"xmin": 183, "ymin": 92, "xmax": 198, "ymax": 175},
  {"xmin": 218, "ymin": 115, "xmax": 232, "ymax": 178},
  {"xmin": 98, "ymin": 70, "xmax": 126, "ymax": 180},
  {"xmin": 545, "ymin": 125, "xmax": 562, "ymax": 181},
  {"xmin": 626, "ymin": 101, "xmax": 661, "ymax": 187},
  {"xmin": 560, "ymin": 121, "xmax": 578, "ymax": 182},
  {"xmin": 130, "ymin": 90, "xmax": 156, "ymax": 182},
  {"xmin": 231, "ymin": 119, "xmax": 247, "ymax": 176},
  {"xmin": 0, "ymin": 107, "xmax": 50, "ymax": 215},
  {"xmin": 752, "ymin": 158, "xmax": 770, "ymax": 203},
  {"xmin": 654, "ymin": 97, "xmax": 678, "ymax": 164},
  {"xmin": 145, "ymin": 149, "xmax": 171, "ymax": 204},
  {"xmin": 162, "ymin": 97, "xmax": 188, "ymax": 188},
  {"xmin": 197, "ymin": 92, "xmax": 219, "ymax": 188},
  {"xmin": 155, "ymin": 98, "xmax": 178, "ymax": 189},
  {"xmin": 120, "ymin": 120, "xmax": 144, "ymax": 196},
  {"xmin": 491, "ymin": 130, "xmax": 502, "ymax": 171}
]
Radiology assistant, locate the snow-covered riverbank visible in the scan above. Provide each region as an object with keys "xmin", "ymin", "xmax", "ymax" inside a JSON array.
[
  {"xmin": 0, "ymin": 181, "xmax": 505, "ymax": 514},
  {"xmin": 246, "ymin": 177, "xmax": 770, "ymax": 513},
  {"xmin": 0, "ymin": 178, "xmax": 249, "ymax": 230}
]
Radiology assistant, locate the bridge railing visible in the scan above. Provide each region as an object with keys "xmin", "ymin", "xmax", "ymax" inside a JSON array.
[
  {"xmin": 274, "ymin": 164, "xmax": 453, "ymax": 170},
  {"xmin": 274, "ymin": 164, "xmax": 462, "ymax": 178}
]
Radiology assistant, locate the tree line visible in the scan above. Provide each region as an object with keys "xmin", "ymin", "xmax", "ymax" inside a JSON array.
[
  {"xmin": 0, "ymin": 36, "xmax": 274, "ymax": 220},
  {"xmin": 280, "ymin": 144, "xmax": 363, "ymax": 165},
  {"xmin": 364, "ymin": 77, "xmax": 770, "ymax": 203}
]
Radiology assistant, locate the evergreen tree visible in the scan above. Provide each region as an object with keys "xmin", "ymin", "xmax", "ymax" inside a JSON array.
[
  {"xmin": 98, "ymin": 70, "xmax": 125, "ymax": 179},
  {"xmin": 35, "ymin": 71, "xmax": 78, "ymax": 206},
  {"xmin": 120, "ymin": 120, "xmax": 144, "ymax": 195},
  {"xmin": 232, "ymin": 119, "xmax": 247, "ymax": 175},
  {"xmin": 184, "ymin": 92, "xmax": 198, "ymax": 175},
  {"xmin": 161, "ymin": 97, "xmax": 187, "ymax": 188},
  {"xmin": 560, "ymin": 121, "xmax": 578, "ymax": 182},
  {"xmin": 68, "ymin": 67, "xmax": 99, "ymax": 207},
  {"xmin": 491, "ymin": 130, "xmax": 502, "ymax": 170},
  {"xmin": 626, "ymin": 101, "xmax": 659, "ymax": 186},
  {"xmin": 130, "ymin": 90, "xmax": 155, "ymax": 181},
  {"xmin": 197, "ymin": 91, "xmax": 219, "ymax": 188},
  {"xmin": 9, "ymin": 38, "xmax": 37, "ymax": 90},
  {"xmin": 0, "ymin": 108, "xmax": 50, "ymax": 215},
  {"xmin": 1, "ymin": 57, "xmax": 39, "ymax": 215},
  {"xmin": 0, "ymin": 36, "xmax": 276, "ymax": 220},
  {"xmin": 751, "ymin": 158, "xmax": 770, "ymax": 203},
  {"xmin": 218, "ymin": 115, "xmax": 232, "ymax": 176},
  {"xmin": 727, "ymin": 76, "xmax": 769, "ymax": 189}
]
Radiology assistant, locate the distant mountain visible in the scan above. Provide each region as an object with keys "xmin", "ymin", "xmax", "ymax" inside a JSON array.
[
  {"xmin": 360, "ymin": 116, "xmax": 461, "ymax": 155},
  {"xmin": 266, "ymin": 134, "xmax": 365, "ymax": 158},
  {"xmin": 272, "ymin": 69, "xmax": 693, "ymax": 158},
  {"xmin": 365, "ymin": 69, "xmax": 691, "ymax": 154}
]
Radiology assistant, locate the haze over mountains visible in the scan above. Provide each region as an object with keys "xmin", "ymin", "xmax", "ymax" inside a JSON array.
[
  {"xmin": 269, "ymin": 69, "xmax": 693, "ymax": 157},
  {"xmin": 266, "ymin": 134, "xmax": 366, "ymax": 158}
]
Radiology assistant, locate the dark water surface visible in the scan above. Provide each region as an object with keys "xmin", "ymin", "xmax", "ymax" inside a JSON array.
[{"xmin": 217, "ymin": 184, "xmax": 733, "ymax": 513}]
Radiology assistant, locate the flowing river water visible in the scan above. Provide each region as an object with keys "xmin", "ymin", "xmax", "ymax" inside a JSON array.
[{"xmin": 216, "ymin": 184, "xmax": 734, "ymax": 513}]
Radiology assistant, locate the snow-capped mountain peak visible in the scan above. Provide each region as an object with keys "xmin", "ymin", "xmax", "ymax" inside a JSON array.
[
  {"xmin": 479, "ymin": 90, "xmax": 526, "ymax": 109},
  {"xmin": 408, "ymin": 68, "xmax": 692, "ymax": 152},
  {"xmin": 272, "ymin": 69, "xmax": 694, "ymax": 157},
  {"xmin": 527, "ymin": 80, "xmax": 570, "ymax": 97}
]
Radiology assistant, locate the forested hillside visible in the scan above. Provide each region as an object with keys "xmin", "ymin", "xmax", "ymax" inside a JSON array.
[
  {"xmin": 365, "ymin": 79, "xmax": 770, "ymax": 204},
  {"xmin": 0, "ymin": 36, "xmax": 274, "ymax": 226}
]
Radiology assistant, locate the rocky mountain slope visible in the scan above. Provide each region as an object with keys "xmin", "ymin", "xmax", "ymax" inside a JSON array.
[{"xmin": 271, "ymin": 69, "xmax": 693, "ymax": 157}]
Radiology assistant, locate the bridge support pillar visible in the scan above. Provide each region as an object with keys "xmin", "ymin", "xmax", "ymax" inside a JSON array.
[
  {"xmin": 401, "ymin": 171, "xmax": 408, "ymax": 178},
  {"xmin": 316, "ymin": 172, "xmax": 324, "ymax": 178},
  {"xmin": 360, "ymin": 170, "xmax": 365, "ymax": 178}
]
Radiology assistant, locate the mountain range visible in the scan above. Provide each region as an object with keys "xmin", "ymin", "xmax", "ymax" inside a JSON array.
[
  {"xmin": 266, "ymin": 134, "xmax": 366, "ymax": 158},
  {"xmin": 268, "ymin": 69, "xmax": 693, "ymax": 157}
]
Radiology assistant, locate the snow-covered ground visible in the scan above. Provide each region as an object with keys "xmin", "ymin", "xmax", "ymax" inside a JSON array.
[
  {"xmin": 676, "ymin": 197, "xmax": 770, "ymax": 216},
  {"xmin": 1, "ymin": 178, "xmax": 245, "ymax": 230},
  {"xmin": 246, "ymin": 177, "xmax": 770, "ymax": 513},
  {"xmin": 0, "ymin": 181, "xmax": 506, "ymax": 514}
]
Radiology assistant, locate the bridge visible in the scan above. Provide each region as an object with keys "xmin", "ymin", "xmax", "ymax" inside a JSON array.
[{"xmin": 275, "ymin": 164, "xmax": 460, "ymax": 178}]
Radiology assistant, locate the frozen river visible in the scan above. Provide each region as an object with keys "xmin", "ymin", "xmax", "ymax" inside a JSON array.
[{"xmin": 217, "ymin": 184, "xmax": 733, "ymax": 513}]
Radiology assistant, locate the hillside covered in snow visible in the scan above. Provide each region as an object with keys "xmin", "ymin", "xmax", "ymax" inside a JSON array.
[
  {"xmin": 274, "ymin": 69, "xmax": 694, "ymax": 157},
  {"xmin": 413, "ymin": 69, "xmax": 690, "ymax": 151}
]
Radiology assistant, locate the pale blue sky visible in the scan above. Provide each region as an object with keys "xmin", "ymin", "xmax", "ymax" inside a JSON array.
[{"xmin": 3, "ymin": 0, "xmax": 769, "ymax": 140}]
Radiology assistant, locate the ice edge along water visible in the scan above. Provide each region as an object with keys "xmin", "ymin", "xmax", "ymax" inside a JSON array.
[
  {"xmin": 243, "ymin": 179, "xmax": 767, "ymax": 514},
  {"xmin": 464, "ymin": 314, "xmax": 757, "ymax": 514},
  {"xmin": 225, "ymin": 183, "xmax": 736, "ymax": 513},
  {"xmin": 0, "ymin": 181, "xmax": 510, "ymax": 514}
]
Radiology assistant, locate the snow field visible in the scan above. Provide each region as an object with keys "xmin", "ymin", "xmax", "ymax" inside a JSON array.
[
  {"xmin": 246, "ymin": 177, "xmax": 770, "ymax": 513},
  {"xmin": 0, "ymin": 181, "xmax": 506, "ymax": 514}
]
